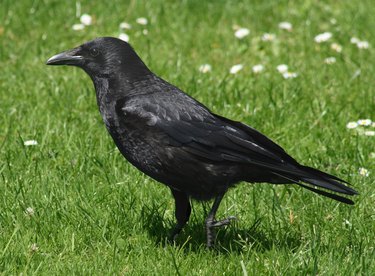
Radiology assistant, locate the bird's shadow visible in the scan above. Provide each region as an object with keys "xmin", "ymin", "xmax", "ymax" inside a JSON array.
[{"xmin": 140, "ymin": 205, "xmax": 302, "ymax": 254}]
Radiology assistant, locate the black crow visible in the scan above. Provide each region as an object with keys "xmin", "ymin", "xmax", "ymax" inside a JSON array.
[{"xmin": 46, "ymin": 37, "xmax": 357, "ymax": 247}]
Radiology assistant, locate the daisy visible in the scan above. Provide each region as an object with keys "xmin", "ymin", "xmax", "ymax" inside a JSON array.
[
  {"xmin": 261, "ymin": 33, "xmax": 275, "ymax": 42},
  {"xmin": 278, "ymin": 22, "xmax": 292, "ymax": 31},
  {"xmin": 364, "ymin": 130, "xmax": 375, "ymax": 136},
  {"xmin": 30, "ymin": 243, "xmax": 39, "ymax": 252},
  {"xmin": 252, "ymin": 64, "xmax": 264, "ymax": 74},
  {"xmin": 346, "ymin": 122, "xmax": 358, "ymax": 129},
  {"xmin": 314, "ymin": 32, "xmax": 332, "ymax": 43},
  {"xmin": 282, "ymin": 72, "xmax": 298, "ymax": 79},
  {"xmin": 199, "ymin": 64, "xmax": 212, "ymax": 73},
  {"xmin": 331, "ymin": 43, "xmax": 342, "ymax": 53},
  {"xmin": 230, "ymin": 64, "xmax": 243, "ymax": 74},
  {"xmin": 234, "ymin": 28, "xmax": 250, "ymax": 39},
  {"xmin": 72, "ymin": 23, "xmax": 85, "ymax": 31},
  {"xmin": 80, "ymin": 13, "xmax": 92, "ymax": 26},
  {"xmin": 276, "ymin": 64, "xmax": 288, "ymax": 73},
  {"xmin": 356, "ymin": 41, "xmax": 369, "ymax": 49},
  {"xmin": 136, "ymin": 17, "xmax": 148, "ymax": 25},
  {"xmin": 119, "ymin": 22, "xmax": 132, "ymax": 29},
  {"xmin": 358, "ymin": 167, "xmax": 369, "ymax": 177},
  {"xmin": 357, "ymin": 119, "xmax": 372, "ymax": 126},
  {"xmin": 324, "ymin": 57, "xmax": 336, "ymax": 64},
  {"xmin": 25, "ymin": 207, "xmax": 35, "ymax": 216},
  {"xmin": 24, "ymin": 140, "xmax": 38, "ymax": 146},
  {"xmin": 350, "ymin": 37, "xmax": 360, "ymax": 44}
]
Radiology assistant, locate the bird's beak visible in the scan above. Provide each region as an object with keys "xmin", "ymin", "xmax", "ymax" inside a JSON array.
[{"xmin": 46, "ymin": 48, "xmax": 84, "ymax": 66}]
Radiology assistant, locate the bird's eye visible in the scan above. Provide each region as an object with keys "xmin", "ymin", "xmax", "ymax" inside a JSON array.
[{"xmin": 90, "ymin": 48, "xmax": 99, "ymax": 57}]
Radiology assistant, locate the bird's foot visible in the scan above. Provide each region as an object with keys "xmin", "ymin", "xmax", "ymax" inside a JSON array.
[
  {"xmin": 206, "ymin": 216, "xmax": 236, "ymax": 248},
  {"xmin": 168, "ymin": 225, "xmax": 183, "ymax": 244}
]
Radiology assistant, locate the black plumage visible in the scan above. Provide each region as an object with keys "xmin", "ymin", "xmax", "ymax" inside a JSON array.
[{"xmin": 47, "ymin": 37, "xmax": 357, "ymax": 247}]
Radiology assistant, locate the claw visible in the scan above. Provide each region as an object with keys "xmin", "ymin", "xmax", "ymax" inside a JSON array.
[
  {"xmin": 168, "ymin": 225, "xmax": 183, "ymax": 243},
  {"xmin": 209, "ymin": 216, "xmax": 236, "ymax": 228},
  {"xmin": 206, "ymin": 216, "xmax": 237, "ymax": 248}
]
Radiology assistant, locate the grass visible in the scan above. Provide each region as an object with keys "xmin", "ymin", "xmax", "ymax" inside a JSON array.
[{"xmin": 1, "ymin": 0, "xmax": 374, "ymax": 274}]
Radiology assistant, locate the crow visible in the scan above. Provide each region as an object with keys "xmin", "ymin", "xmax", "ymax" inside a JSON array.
[{"xmin": 47, "ymin": 37, "xmax": 357, "ymax": 247}]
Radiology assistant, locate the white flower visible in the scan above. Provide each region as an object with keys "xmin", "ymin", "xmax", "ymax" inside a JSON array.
[
  {"xmin": 372, "ymin": 122, "xmax": 375, "ymax": 127},
  {"xmin": 119, "ymin": 22, "xmax": 131, "ymax": 29},
  {"xmin": 199, "ymin": 64, "xmax": 212, "ymax": 73},
  {"xmin": 282, "ymin": 72, "xmax": 298, "ymax": 79},
  {"xmin": 351, "ymin": 37, "xmax": 370, "ymax": 49},
  {"xmin": 350, "ymin": 37, "xmax": 360, "ymax": 44},
  {"xmin": 350, "ymin": 37, "xmax": 370, "ymax": 49},
  {"xmin": 30, "ymin": 243, "xmax": 39, "ymax": 252},
  {"xmin": 357, "ymin": 41, "xmax": 369, "ymax": 49},
  {"xmin": 230, "ymin": 64, "xmax": 243, "ymax": 74},
  {"xmin": 252, "ymin": 64, "xmax": 264, "ymax": 74},
  {"xmin": 25, "ymin": 207, "xmax": 35, "ymax": 216},
  {"xmin": 276, "ymin": 64, "xmax": 297, "ymax": 78},
  {"xmin": 136, "ymin": 17, "xmax": 148, "ymax": 25},
  {"xmin": 72, "ymin": 23, "xmax": 85, "ymax": 31},
  {"xmin": 370, "ymin": 152, "xmax": 375, "ymax": 159},
  {"xmin": 276, "ymin": 64, "xmax": 288, "ymax": 73},
  {"xmin": 346, "ymin": 122, "xmax": 358, "ymax": 129},
  {"xmin": 142, "ymin": 29, "xmax": 148, "ymax": 35},
  {"xmin": 358, "ymin": 167, "xmax": 369, "ymax": 177},
  {"xmin": 331, "ymin": 43, "xmax": 342, "ymax": 53},
  {"xmin": 118, "ymin": 33, "xmax": 129, "ymax": 42},
  {"xmin": 80, "ymin": 13, "xmax": 92, "ymax": 26},
  {"xmin": 234, "ymin": 28, "xmax": 250, "ymax": 39},
  {"xmin": 343, "ymin": 219, "xmax": 352, "ymax": 227},
  {"xmin": 24, "ymin": 140, "xmax": 38, "ymax": 146},
  {"xmin": 357, "ymin": 119, "xmax": 372, "ymax": 126},
  {"xmin": 261, "ymin": 33, "xmax": 275, "ymax": 41},
  {"xmin": 364, "ymin": 130, "xmax": 375, "ymax": 136},
  {"xmin": 314, "ymin": 32, "xmax": 332, "ymax": 43},
  {"xmin": 278, "ymin": 22, "xmax": 292, "ymax": 31},
  {"xmin": 324, "ymin": 57, "xmax": 336, "ymax": 64}
]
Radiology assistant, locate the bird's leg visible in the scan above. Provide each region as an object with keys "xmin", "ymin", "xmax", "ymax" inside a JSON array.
[
  {"xmin": 169, "ymin": 188, "xmax": 191, "ymax": 242},
  {"xmin": 205, "ymin": 193, "xmax": 236, "ymax": 248}
]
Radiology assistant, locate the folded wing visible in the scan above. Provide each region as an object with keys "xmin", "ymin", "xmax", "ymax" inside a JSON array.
[{"xmin": 121, "ymin": 96, "xmax": 357, "ymax": 204}]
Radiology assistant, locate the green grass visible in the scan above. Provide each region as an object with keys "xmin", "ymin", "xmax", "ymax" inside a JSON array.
[{"xmin": 1, "ymin": 0, "xmax": 374, "ymax": 274}]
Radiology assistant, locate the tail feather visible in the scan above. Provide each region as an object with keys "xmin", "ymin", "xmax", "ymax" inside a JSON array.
[
  {"xmin": 299, "ymin": 165, "xmax": 357, "ymax": 195},
  {"xmin": 301, "ymin": 176, "xmax": 357, "ymax": 195},
  {"xmin": 300, "ymin": 165, "xmax": 349, "ymax": 184},
  {"xmin": 297, "ymin": 183, "xmax": 354, "ymax": 205},
  {"xmin": 272, "ymin": 165, "xmax": 358, "ymax": 205}
]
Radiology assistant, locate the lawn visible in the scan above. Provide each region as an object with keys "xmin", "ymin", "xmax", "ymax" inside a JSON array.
[{"xmin": 1, "ymin": 0, "xmax": 374, "ymax": 274}]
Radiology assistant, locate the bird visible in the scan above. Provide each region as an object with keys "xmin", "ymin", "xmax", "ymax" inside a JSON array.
[{"xmin": 46, "ymin": 37, "xmax": 357, "ymax": 248}]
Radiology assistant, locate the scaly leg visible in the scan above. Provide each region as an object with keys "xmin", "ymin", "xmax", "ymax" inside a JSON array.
[{"xmin": 205, "ymin": 193, "xmax": 236, "ymax": 248}]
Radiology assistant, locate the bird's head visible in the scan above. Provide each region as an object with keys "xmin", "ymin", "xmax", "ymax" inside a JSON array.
[{"xmin": 46, "ymin": 37, "xmax": 151, "ymax": 80}]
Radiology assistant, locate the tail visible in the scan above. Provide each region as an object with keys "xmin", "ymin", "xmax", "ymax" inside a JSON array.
[{"xmin": 273, "ymin": 165, "xmax": 358, "ymax": 205}]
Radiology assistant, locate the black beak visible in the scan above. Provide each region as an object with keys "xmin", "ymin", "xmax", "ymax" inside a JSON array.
[{"xmin": 46, "ymin": 48, "xmax": 84, "ymax": 66}]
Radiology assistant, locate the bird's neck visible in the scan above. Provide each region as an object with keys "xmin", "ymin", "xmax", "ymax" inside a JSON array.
[
  {"xmin": 91, "ymin": 73, "xmax": 157, "ymax": 115},
  {"xmin": 92, "ymin": 76, "xmax": 110, "ymax": 104},
  {"xmin": 91, "ymin": 76, "xmax": 122, "ymax": 131},
  {"xmin": 92, "ymin": 73, "xmax": 155, "ymax": 99}
]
